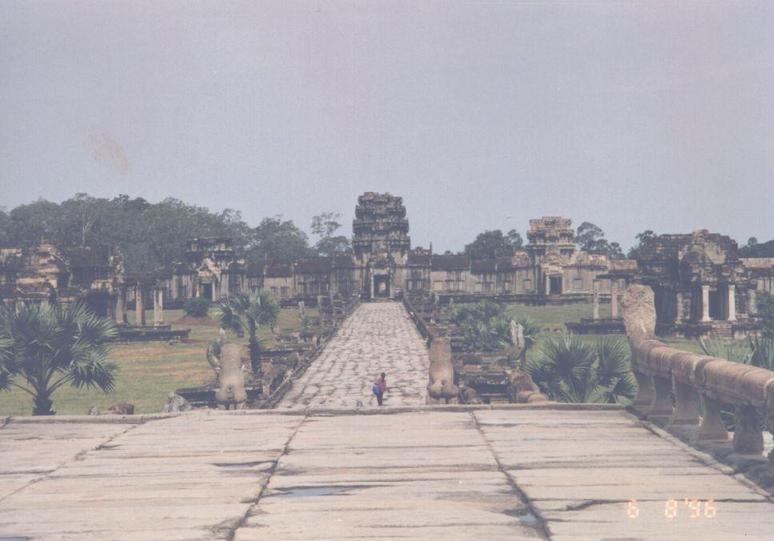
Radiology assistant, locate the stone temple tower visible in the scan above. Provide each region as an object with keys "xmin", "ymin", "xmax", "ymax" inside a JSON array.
[{"xmin": 352, "ymin": 192, "xmax": 410, "ymax": 299}]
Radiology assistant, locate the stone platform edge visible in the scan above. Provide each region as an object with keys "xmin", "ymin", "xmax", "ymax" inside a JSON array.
[{"xmin": 2, "ymin": 402, "xmax": 624, "ymax": 424}]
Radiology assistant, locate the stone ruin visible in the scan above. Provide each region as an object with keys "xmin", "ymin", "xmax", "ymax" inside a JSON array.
[{"xmin": 403, "ymin": 291, "xmax": 546, "ymax": 404}]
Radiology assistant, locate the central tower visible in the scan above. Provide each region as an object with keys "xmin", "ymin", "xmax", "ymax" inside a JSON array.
[{"xmin": 352, "ymin": 192, "xmax": 410, "ymax": 298}]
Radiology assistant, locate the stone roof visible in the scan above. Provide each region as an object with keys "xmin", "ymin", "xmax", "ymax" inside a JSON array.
[
  {"xmin": 245, "ymin": 262, "xmax": 264, "ymax": 277},
  {"xmin": 332, "ymin": 255, "xmax": 357, "ymax": 268},
  {"xmin": 638, "ymin": 230, "xmax": 739, "ymax": 262},
  {"xmin": 470, "ymin": 259, "xmax": 496, "ymax": 274},
  {"xmin": 265, "ymin": 262, "xmax": 293, "ymax": 278},
  {"xmin": 64, "ymin": 246, "xmax": 113, "ymax": 269},
  {"xmin": 295, "ymin": 257, "xmax": 333, "ymax": 274},
  {"xmin": 407, "ymin": 253, "xmax": 431, "ymax": 266},
  {"xmin": 741, "ymin": 258, "xmax": 774, "ymax": 270},
  {"xmin": 431, "ymin": 254, "xmax": 469, "ymax": 271}
]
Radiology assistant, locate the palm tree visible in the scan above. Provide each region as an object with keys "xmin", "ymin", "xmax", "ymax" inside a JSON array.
[
  {"xmin": 527, "ymin": 334, "xmax": 596, "ymax": 400},
  {"xmin": 0, "ymin": 302, "xmax": 118, "ymax": 415},
  {"xmin": 526, "ymin": 334, "xmax": 637, "ymax": 404},
  {"xmin": 215, "ymin": 291, "xmax": 279, "ymax": 374},
  {"xmin": 594, "ymin": 336, "xmax": 638, "ymax": 404}
]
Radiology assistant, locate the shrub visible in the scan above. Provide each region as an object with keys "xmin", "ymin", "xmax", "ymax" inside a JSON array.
[
  {"xmin": 451, "ymin": 301, "xmax": 511, "ymax": 352},
  {"xmin": 757, "ymin": 292, "xmax": 774, "ymax": 339},
  {"xmin": 526, "ymin": 334, "xmax": 637, "ymax": 404},
  {"xmin": 184, "ymin": 297, "xmax": 211, "ymax": 318}
]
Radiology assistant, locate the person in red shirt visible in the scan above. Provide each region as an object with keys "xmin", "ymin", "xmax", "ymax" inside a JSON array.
[{"xmin": 373, "ymin": 372, "xmax": 387, "ymax": 406}]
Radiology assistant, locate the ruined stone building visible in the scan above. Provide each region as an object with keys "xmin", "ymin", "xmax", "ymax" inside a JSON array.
[
  {"xmin": 635, "ymin": 230, "xmax": 774, "ymax": 337},
  {"xmin": 0, "ymin": 243, "xmax": 123, "ymax": 316},
  {"xmin": 158, "ymin": 193, "xmax": 636, "ymax": 304},
  {"xmin": 3, "ymin": 192, "xmax": 773, "ymax": 339}
]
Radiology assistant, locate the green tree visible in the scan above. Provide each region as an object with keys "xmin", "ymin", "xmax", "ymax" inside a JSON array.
[
  {"xmin": 526, "ymin": 335, "xmax": 636, "ymax": 404},
  {"xmin": 215, "ymin": 291, "xmax": 280, "ymax": 373},
  {"xmin": 2, "ymin": 194, "xmax": 256, "ymax": 272},
  {"xmin": 575, "ymin": 222, "xmax": 626, "ymax": 259},
  {"xmin": 7, "ymin": 199, "xmax": 63, "ymax": 246},
  {"xmin": 739, "ymin": 238, "xmax": 774, "ymax": 257},
  {"xmin": 608, "ymin": 242, "xmax": 625, "ymax": 259},
  {"xmin": 451, "ymin": 301, "xmax": 512, "ymax": 352},
  {"xmin": 183, "ymin": 297, "xmax": 211, "ymax": 318},
  {"xmin": 0, "ymin": 303, "xmax": 118, "ymax": 415},
  {"xmin": 247, "ymin": 216, "xmax": 312, "ymax": 263},
  {"xmin": 464, "ymin": 230, "xmax": 522, "ymax": 260},
  {"xmin": 758, "ymin": 293, "xmax": 774, "ymax": 339},
  {"xmin": 311, "ymin": 211, "xmax": 351, "ymax": 256},
  {"xmin": 627, "ymin": 230, "xmax": 656, "ymax": 259},
  {"xmin": 506, "ymin": 229, "xmax": 524, "ymax": 250},
  {"xmin": 576, "ymin": 222, "xmax": 605, "ymax": 251},
  {"xmin": 0, "ymin": 207, "xmax": 12, "ymax": 246}
]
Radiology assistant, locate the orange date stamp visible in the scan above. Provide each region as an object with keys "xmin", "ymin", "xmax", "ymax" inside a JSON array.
[{"xmin": 626, "ymin": 499, "xmax": 717, "ymax": 519}]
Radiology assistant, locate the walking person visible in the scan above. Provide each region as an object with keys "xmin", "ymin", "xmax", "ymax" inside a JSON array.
[{"xmin": 373, "ymin": 372, "xmax": 387, "ymax": 406}]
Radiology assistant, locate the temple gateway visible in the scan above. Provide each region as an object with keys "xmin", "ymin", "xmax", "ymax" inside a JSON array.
[
  {"xmin": 160, "ymin": 193, "xmax": 638, "ymax": 305},
  {"xmin": 1, "ymin": 192, "xmax": 772, "ymax": 338}
]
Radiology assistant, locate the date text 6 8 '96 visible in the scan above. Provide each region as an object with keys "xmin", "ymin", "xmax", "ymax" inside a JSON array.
[{"xmin": 626, "ymin": 499, "xmax": 717, "ymax": 519}]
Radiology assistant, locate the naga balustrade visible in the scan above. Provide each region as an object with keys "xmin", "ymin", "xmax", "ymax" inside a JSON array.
[{"xmin": 621, "ymin": 284, "xmax": 774, "ymax": 463}]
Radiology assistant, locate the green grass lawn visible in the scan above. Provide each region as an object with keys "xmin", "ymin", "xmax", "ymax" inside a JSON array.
[
  {"xmin": 502, "ymin": 302, "xmax": 713, "ymax": 362},
  {"xmin": 0, "ymin": 306, "xmax": 315, "ymax": 416},
  {"xmin": 0, "ymin": 301, "xmax": 724, "ymax": 416}
]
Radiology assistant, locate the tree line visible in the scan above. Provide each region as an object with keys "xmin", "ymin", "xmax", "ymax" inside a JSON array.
[
  {"xmin": 0, "ymin": 194, "xmax": 349, "ymax": 271},
  {"xmin": 1, "ymin": 194, "xmax": 770, "ymax": 270}
]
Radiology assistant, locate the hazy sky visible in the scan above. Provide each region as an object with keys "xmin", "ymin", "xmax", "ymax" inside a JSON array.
[{"xmin": 1, "ymin": 1, "xmax": 772, "ymax": 251}]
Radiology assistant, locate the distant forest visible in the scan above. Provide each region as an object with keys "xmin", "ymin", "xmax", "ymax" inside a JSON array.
[
  {"xmin": 0, "ymin": 194, "xmax": 345, "ymax": 271},
  {"xmin": 0, "ymin": 194, "xmax": 770, "ymax": 272}
]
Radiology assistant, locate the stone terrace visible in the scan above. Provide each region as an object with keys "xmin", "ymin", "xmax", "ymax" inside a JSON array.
[
  {"xmin": 279, "ymin": 303, "xmax": 429, "ymax": 408},
  {"xmin": 1, "ymin": 407, "xmax": 773, "ymax": 540}
]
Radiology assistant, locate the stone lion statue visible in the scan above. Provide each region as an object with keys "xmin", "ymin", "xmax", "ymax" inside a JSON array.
[
  {"xmin": 206, "ymin": 331, "xmax": 247, "ymax": 410},
  {"xmin": 427, "ymin": 336, "xmax": 459, "ymax": 404}
]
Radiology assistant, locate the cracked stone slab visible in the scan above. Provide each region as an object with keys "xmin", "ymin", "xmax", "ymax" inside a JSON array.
[
  {"xmin": 474, "ymin": 409, "xmax": 774, "ymax": 540},
  {"xmin": 1, "ymin": 408, "xmax": 772, "ymax": 540}
]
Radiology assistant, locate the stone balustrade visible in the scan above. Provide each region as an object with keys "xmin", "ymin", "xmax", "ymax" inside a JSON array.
[{"xmin": 621, "ymin": 284, "xmax": 774, "ymax": 465}]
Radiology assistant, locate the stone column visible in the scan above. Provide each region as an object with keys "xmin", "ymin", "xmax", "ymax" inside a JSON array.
[
  {"xmin": 733, "ymin": 405, "xmax": 764, "ymax": 454},
  {"xmin": 592, "ymin": 283, "xmax": 600, "ymax": 320},
  {"xmin": 674, "ymin": 291, "xmax": 683, "ymax": 323},
  {"xmin": 610, "ymin": 280, "xmax": 619, "ymax": 319},
  {"xmin": 701, "ymin": 284, "xmax": 711, "ymax": 322},
  {"xmin": 696, "ymin": 395, "xmax": 729, "ymax": 441},
  {"xmin": 544, "ymin": 275, "xmax": 551, "ymax": 296},
  {"xmin": 114, "ymin": 286, "xmax": 125, "ymax": 325},
  {"xmin": 153, "ymin": 287, "xmax": 165, "ymax": 327},
  {"xmin": 220, "ymin": 273, "xmax": 229, "ymax": 299},
  {"xmin": 748, "ymin": 288, "xmax": 757, "ymax": 316},
  {"xmin": 670, "ymin": 381, "xmax": 700, "ymax": 426},
  {"xmin": 135, "ymin": 286, "xmax": 146, "ymax": 326},
  {"xmin": 727, "ymin": 284, "xmax": 736, "ymax": 322}
]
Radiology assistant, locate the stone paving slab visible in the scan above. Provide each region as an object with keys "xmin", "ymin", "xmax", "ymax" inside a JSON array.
[
  {"xmin": 0, "ymin": 413, "xmax": 304, "ymax": 540},
  {"xmin": 279, "ymin": 303, "xmax": 429, "ymax": 408},
  {"xmin": 236, "ymin": 411, "xmax": 542, "ymax": 540},
  {"xmin": 1, "ymin": 408, "xmax": 772, "ymax": 540},
  {"xmin": 474, "ymin": 409, "xmax": 774, "ymax": 540}
]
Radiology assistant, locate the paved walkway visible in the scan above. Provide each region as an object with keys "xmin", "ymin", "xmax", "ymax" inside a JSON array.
[
  {"xmin": 2, "ymin": 407, "xmax": 772, "ymax": 540},
  {"xmin": 279, "ymin": 302, "xmax": 429, "ymax": 408}
]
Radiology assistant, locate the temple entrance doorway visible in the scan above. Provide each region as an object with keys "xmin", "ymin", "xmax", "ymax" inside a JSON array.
[
  {"xmin": 549, "ymin": 276, "xmax": 563, "ymax": 295},
  {"xmin": 373, "ymin": 274, "xmax": 391, "ymax": 298},
  {"xmin": 201, "ymin": 283, "xmax": 213, "ymax": 301}
]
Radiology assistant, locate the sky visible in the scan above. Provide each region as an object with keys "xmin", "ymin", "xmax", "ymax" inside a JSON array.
[{"xmin": 1, "ymin": 1, "xmax": 772, "ymax": 252}]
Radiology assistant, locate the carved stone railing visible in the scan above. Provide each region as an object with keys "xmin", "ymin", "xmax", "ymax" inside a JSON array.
[
  {"xmin": 621, "ymin": 285, "xmax": 773, "ymax": 465},
  {"xmin": 402, "ymin": 294, "xmax": 435, "ymax": 345}
]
